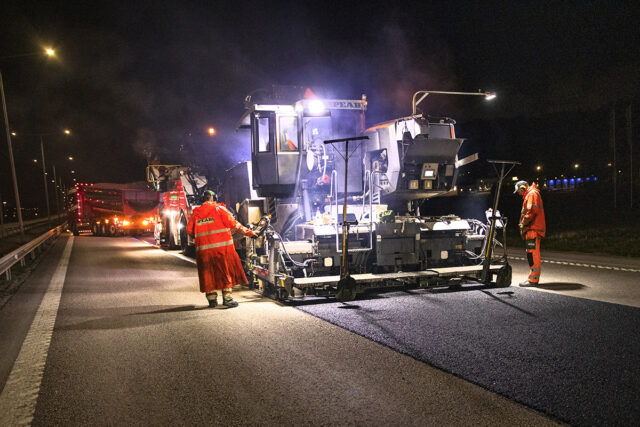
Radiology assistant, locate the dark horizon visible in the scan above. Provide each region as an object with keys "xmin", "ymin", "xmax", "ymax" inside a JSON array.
[{"xmin": 1, "ymin": 0, "xmax": 639, "ymax": 212}]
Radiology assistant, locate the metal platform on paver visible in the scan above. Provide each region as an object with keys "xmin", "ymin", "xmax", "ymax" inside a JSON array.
[{"xmin": 294, "ymin": 264, "xmax": 505, "ymax": 286}]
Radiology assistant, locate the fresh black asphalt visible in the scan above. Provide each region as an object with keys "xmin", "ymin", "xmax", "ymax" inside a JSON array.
[{"xmin": 295, "ymin": 286, "xmax": 640, "ymax": 425}]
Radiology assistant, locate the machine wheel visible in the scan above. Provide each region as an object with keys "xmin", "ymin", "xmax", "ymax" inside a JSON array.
[
  {"xmin": 100, "ymin": 223, "xmax": 107, "ymax": 236},
  {"xmin": 336, "ymin": 275, "xmax": 357, "ymax": 302},
  {"xmin": 108, "ymin": 224, "xmax": 117, "ymax": 236},
  {"xmin": 72, "ymin": 223, "xmax": 80, "ymax": 236},
  {"xmin": 495, "ymin": 264, "xmax": 512, "ymax": 288},
  {"xmin": 276, "ymin": 287, "xmax": 289, "ymax": 301},
  {"xmin": 92, "ymin": 222, "xmax": 100, "ymax": 236}
]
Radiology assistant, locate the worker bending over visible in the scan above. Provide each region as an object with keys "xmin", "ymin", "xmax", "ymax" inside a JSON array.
[
  {"xmin": 187, "ymin": 190, "xmax": 257, "ymax": 308},
  {"xmin": 514, "ymin": 180, "xmax": 546, "ymax": 286}
]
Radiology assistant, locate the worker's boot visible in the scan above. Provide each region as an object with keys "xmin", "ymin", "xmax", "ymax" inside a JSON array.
[
  {"xmin": 518, "ymin": 280, "xmax": 536, "ymax": 287},
  {"xmin": 222, "ymin": 293, "xmax": 238, "ymax": 308},
  {"xmin": 206, "ymin": 293, "xmax": 218, "ymax": 308}
]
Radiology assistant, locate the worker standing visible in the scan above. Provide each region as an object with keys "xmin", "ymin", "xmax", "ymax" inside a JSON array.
[
  {"xmin": 187, "ymin": 190, "xmax": 257, "ymax": 308},
  {"xmin": 514, "ymin": 180, "xmax": 546, "ymax": 286}
]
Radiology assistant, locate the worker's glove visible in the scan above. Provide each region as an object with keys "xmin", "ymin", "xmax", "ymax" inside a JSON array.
[
  {"xmin": 248, "ymin": 230, "xmax": 259, "ymax": 239},
  {"xmin": 518, "ymin": 223, "xmax": 525, "ymax": 239}
]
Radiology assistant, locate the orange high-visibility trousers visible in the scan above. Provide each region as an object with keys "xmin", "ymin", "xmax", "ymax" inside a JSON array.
[{"xmin": 525, "ymin": 230, "xmax": 542, "ymax": 284}]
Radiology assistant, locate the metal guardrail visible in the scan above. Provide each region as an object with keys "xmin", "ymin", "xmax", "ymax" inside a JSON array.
[
  {"xmin": 0, "ymin": 214, "xmax": 66, "ymax": 238},
  {"xmin": 0, "ymin": 225, "xmax": 64, "ymax": 280}
]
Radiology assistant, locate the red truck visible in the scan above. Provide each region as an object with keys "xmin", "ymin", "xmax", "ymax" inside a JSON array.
[{"xmin": 67, "ymin": 182, "xmax": 159, "ymax": 236}]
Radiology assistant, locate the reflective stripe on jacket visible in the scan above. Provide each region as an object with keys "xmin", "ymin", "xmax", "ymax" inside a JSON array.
[
  {"xmin": 187, "ymin": 202, "xmax": 253, "ymax": 250},
  {"xmin": 519, "ymin": 183, "xmax": 546, "ymax": 237}
]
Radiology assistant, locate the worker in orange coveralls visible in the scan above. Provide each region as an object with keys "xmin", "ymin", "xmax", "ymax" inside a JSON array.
[
  {"xmin": 187, "ymin": 190, "xmax": 257, "ymax": 308},
  {"xmin": 514, "ymin": 180, "xmax": 546, "ymax": 287}
]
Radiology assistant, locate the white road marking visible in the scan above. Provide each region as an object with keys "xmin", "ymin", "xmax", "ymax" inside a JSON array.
[
  {"xmin": 0, "ymin": 236, "xmax": 74, "ymax": 426},
  {"xmin": 508, "ymin": 256, "xmax": 640, "ymax": 273},
  {"xmin": 136, "ymin": 238, "xmax": 196, "ymax": 264}
]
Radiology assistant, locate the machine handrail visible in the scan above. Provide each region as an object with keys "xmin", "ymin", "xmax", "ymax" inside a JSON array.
[{"xmin": 331, "ymin": 170, "xmax": 373, "ymax": 254}]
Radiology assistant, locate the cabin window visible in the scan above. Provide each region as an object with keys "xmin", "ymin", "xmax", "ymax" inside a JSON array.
[
  {"xmin": 278, "ymin": 116, "xmax": 299, "ymax": 152},
  {"xmin": 257, "ymin": 116, "xmax": 271, "ymax": 152}
]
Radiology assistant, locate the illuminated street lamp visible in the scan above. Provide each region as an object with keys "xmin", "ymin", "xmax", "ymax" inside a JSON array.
[
  {"xmin": 208, "ymin": 127, "xmax": 216, "ymax": 136},
  {"xmin": 536, "ymin": 165, "xmax": 542, "ymax": 171},
  {"xmin": 574, "ymin": 163, "xmax": 579, "ymax": 169},
  {"xmin": 412, "ymin": 89, "xmax": 497, "ymax": 115},
  {"xmin": 64, "ymin": 129, "xmax": 71, "ymax": 135},
  {"xmin": 68, "ymin": 156, "xmax": 73, "ymax": 160}
]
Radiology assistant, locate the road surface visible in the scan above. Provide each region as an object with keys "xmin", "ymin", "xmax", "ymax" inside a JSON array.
[{"xmin": 1, "ymin": 233, "xmax": 638, "ymax": 425}]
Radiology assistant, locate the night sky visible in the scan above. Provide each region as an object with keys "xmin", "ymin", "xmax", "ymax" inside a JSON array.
[{"xmin": 1, "ymin": 0, "xmax": 639, "ymax": 211}]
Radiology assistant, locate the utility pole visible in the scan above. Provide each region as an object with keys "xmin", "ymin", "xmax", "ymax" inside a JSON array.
[
  {"xmin": 627, "ymin": 104, "xmax": 633, "ymax": 208},
  {"xmin": 40, "ymin": 135, "xmax": 51, "ymax": 223},
  {"xmin": 0, "ymin": 70, "xmax": 25, "ymax": 238},
  {"xmin": 610, "ymin": 108, "xmax": 616, "ymax": 210},
  {"xmin": 52, "ymin": 165, "xmax": 59, "ymax": 216},
  {"xmin": 0, "ymin": 190, "xmax": 4, "ymax": 238}
]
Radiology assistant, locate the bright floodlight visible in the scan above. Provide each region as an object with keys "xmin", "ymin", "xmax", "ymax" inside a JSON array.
[
  {"xmin": 308, "ymin": 99, "xmax": 326, "ymax": 115},
  {"xmin": 208, "ymin": 127, "xmax": 216, "ymax": 136},
  {"xmin": 64, "ymin": 129, "xmax": 71, "ymax": 135},
  {"xmin": 484, "ymin": 92, "xmax": 496, "ymax": 100},
  {"xmin": 45, "ymin": 48, "xmax": 55, "ymax": 56},
  {"xmin": 68, "ymin": 156, "xmax": 74, "ymax": 160}
]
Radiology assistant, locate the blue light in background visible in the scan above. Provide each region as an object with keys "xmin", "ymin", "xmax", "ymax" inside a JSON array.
[
  {"xmin": 548, "ymin": 180, "xmax": 555, "ymax": 186},
  {"xmin": 563, "ymin": 179, "xmax": 568, "ymax": 184},
  {"xmin": 570, "ymin": 178, "xmax": 575, "ymax": 184},
  {"xmin": 593, "ymin": 176, "xmax": 598, "ymax": 181},
  {"xmin": 556, "ymin": 179, "xmax": 561, "ymax": 185},
  {"xmin": 586, "ymin": 177, "xmax": 591, "ymax": 181},
  {"xmin": 577, "ymin": 178, "xmax": 582, "ymax": 183}
]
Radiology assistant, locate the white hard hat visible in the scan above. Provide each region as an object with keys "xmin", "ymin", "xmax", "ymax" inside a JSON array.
[{"xmin": 513, "ymin": 180, "xmax": 528, "ymax": 194}]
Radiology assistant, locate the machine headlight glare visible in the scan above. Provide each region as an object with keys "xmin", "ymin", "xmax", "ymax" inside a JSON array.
[{"xmin": 308, "ymin": 100, "xmax": 326, "ymax": 115}]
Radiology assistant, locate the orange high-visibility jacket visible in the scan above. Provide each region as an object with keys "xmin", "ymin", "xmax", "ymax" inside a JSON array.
[
  {"xmin": 519, "ymin": 183, "xmax": 546, "ymax": 237},
  {"xmin": 187, "ymin": 201, "xmax": 254, "ymax": 293}
]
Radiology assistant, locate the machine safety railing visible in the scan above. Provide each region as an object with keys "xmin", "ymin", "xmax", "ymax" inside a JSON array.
[
  {"xmin": 0, "ymin": 224, "xmax": 64, "ymax": 280},
  {"xmin": 330, "ymin": 170, "xmax": 374, "ymax": 254}
]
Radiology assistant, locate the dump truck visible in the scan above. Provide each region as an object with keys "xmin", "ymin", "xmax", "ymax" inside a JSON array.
[{"xmin": 67, "ymin": 182, "xmax": 159, "ymax": 236}]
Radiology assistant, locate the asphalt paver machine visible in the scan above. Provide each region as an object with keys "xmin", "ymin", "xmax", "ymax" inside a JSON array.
[{"xmin": 226, "ymin": 86, "xmax": 512, "ymax": 301}]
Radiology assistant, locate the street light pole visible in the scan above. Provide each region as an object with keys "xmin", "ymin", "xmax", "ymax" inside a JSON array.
[
  {"xmin": 411, "ymin": 90, "xmax": 496, "ymax": 115},
  {"xmin": 40, "ymin": 135, "xmax": 51, "ymax": 223},
  {"xmin": 0, "ymin": 70, "xmax": 25, "ymax": 238}
]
